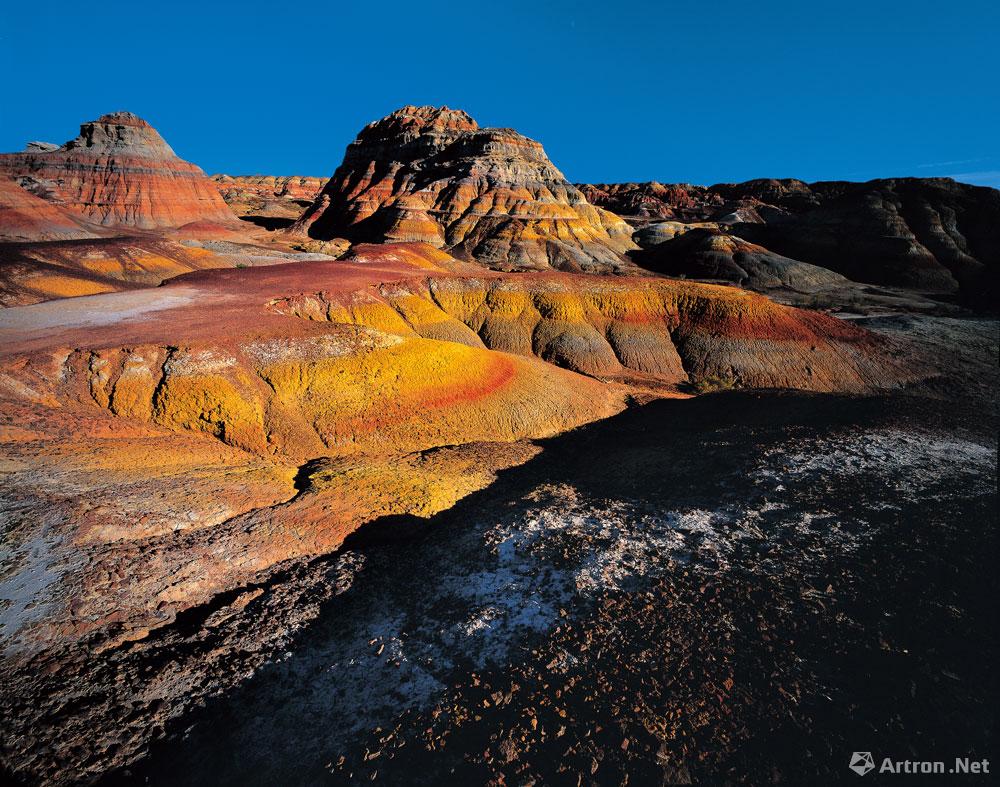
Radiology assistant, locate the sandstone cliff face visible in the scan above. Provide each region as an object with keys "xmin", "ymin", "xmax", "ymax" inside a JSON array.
[
  {"xmin": 0, "ymin": 112, "xmax": 239, "ymax": 230},
  {"xmin": 582, "ymin": 177, "xmax": 1000, "ymax": 306},
  {"xmin": 294, "ymin": 106, "xmax": 637, "ymax": 272}
]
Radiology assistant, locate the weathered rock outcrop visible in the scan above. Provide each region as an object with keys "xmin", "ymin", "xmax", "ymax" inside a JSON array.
[
  {"xmin": 580, "ymin": 178, "xmax": 834, "ymax": 225},
  {"xmin": 580, "ymin": 182, "xmax": 723, "ymax": 222},
  {"xmin": 582, "ymin": 178, "xmax": 1000, "ymax": 306},
  {"xmin": 722, "ymin": 179, "xmax": 1000, "ymax": 304},
  {"xmin": 631, "ymin": 220, "xmax": 721, "ymax": 247},
  {"xmin": 0, "ymin": 237, "xmax": 256, "ymax": 306},
  {"xmin": 273, "ymin": 269, "xmax": 907, "ymax": 393},
  {"xmin": 294, "ymin": 106, "xmax": 636, "ymax": 272},
  {"xmin": 633, "ymin": 227, "xmax": 848, "ymax": 293},
  {"xmin": 0, "ymin": 112, "xmax": 239, "ymax": 230},
  {"xmin": 212, "ymin": 175, "xmax": 325, "ymax": 226}
]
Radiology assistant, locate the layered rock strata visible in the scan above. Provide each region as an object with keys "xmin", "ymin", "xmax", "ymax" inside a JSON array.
[
  {"xmin": 0, "ymin": 112, "xmax": 239, "ymax": 230},
  {"xmin": 0, "ymin": 177, "xmax": 101, "ymax": 242},
  {"xmin": 723, "ymin": 179, "xmax": 999, "ymax": 301},
  {"xmin": 579, "ymin": 182, "xmax": 724, "ymax": 222},
  {"xmin": 582, "ymin": 178, "xmax": 999, "ymax": 305},
  {"xmin": 294, "ymin": 106, "xmax": 637, "ymax": 272},
  {"xmin": 212, "ymin": 175, "xmax": 325, "ymax": 225}
]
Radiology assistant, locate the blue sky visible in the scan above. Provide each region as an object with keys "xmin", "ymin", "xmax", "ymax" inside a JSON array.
[{"xmin": 1, "ymin": 1, "xmax": 997, "ymax": 187}]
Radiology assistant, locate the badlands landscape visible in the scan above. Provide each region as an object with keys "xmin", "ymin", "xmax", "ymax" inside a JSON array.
[{"xmin": 0, "ymin": 106, "xmax": 996, "ymax": 785}]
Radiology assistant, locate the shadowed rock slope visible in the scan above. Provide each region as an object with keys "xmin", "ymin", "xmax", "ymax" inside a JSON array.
[
  {"xmin": 294, "ymin": 106, "xmax": 636, "ymax": 272},
  {"xmin": 724, "ymin": 178, "xmax": 999, "ymax": 304},
  {"xmin": 633, "ymin": 227, "xmax": 849, "ymax": 293},
  {"xmin": 582, "ymin": 177, "xmax": 999, "ymax": 306}
]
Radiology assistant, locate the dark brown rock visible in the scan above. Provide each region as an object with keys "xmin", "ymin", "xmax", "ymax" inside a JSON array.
[
  {"xmin": 633, "ymin": 227, "xmax": 848, "ymax": 293},
  {"xmin": 580, "ymin": 178, "xmax": 1000, "ymax": 307}
]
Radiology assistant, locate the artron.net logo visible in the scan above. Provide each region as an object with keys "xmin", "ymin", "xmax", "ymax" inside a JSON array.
[{"xmin": 850, "ymin": 752, "xmax": 876, "ymax": 776}]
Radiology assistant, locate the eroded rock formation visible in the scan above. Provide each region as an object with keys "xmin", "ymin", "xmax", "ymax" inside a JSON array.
[
  {"xmin": 272, "ymin": 268, "xmax": 903, "ymax": 392},
  {"xmin": 723, "ymin": 179, "xmax": 1000, "ymax": 303},
  {"xmin": 582, "ymin": 177, "xmax": 1000, "ymax": 305},
  {"xmin": 0, "ymin": 233, "xmax": 354, "ymax": 307},
  {"xmin": 633, "ymin": 227, "xmax": 848, "ymax": 294},
  {"xmin": 0, "ymin": 112, "xmax": 239, "ymax": 230},
  {"xmin": 294, "ymin": 106, "xmax": 637, "ymax": 272},
  {"xmin": 0, "ymin": 116, "xmax": 353, "ymax": 307},
  {"xmin": 579, "ymin": 182, "xmax": 723, "ymax": 222},
  {"xmin": 212, "ymin": 175, "xmax": 325, "ymax": 226}
]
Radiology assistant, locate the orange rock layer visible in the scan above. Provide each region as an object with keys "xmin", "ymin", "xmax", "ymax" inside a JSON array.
[
  {"xmin": 0, "ymin": 237, "xmax": 241, "ymax": 306},
  {"xmin": 211, "ymin": 174, "xmax": 325, "ymax": 219},
  {"xmin": 272, "ymin": 256, "xmax": 905, "ymax": 393}
]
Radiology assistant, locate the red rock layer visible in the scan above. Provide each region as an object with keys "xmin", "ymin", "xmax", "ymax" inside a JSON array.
[
  {"xmin": 295, "ymin": 106, "xmax": 637, "ymax": 272},
  {"xmin": 579, "ymin": 182, "xmax": 724, "ymax": 222},
  {"xmin": 0, "ymin": 177, "xmax": 101, "ymax": 242},
  {"xmin": 0, "ymin": 112, "xmax": 240, "ymax": 230}
]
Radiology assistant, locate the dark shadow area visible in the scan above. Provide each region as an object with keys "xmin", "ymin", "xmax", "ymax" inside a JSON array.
[
  {"xmin": 99, "ymin": 384, "xmax": 997, "ymax": 786},
  {"xmin": 237, "ymin": 215, "xmax": 296, "ymax": 231}
]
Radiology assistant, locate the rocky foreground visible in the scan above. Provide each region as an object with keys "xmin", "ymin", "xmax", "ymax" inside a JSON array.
[
  {"xmin": 104, "ymin": 317, "xmax": 997, "ymax": 785},
  {"xmin": 0, "ymin": 237, "xmax": 946, "ymax": 784}
]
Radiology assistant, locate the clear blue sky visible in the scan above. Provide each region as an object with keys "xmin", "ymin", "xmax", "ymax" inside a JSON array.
[{"xmin": 1, "ymin": 0, "xmax": 997, "ymax": 187}]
